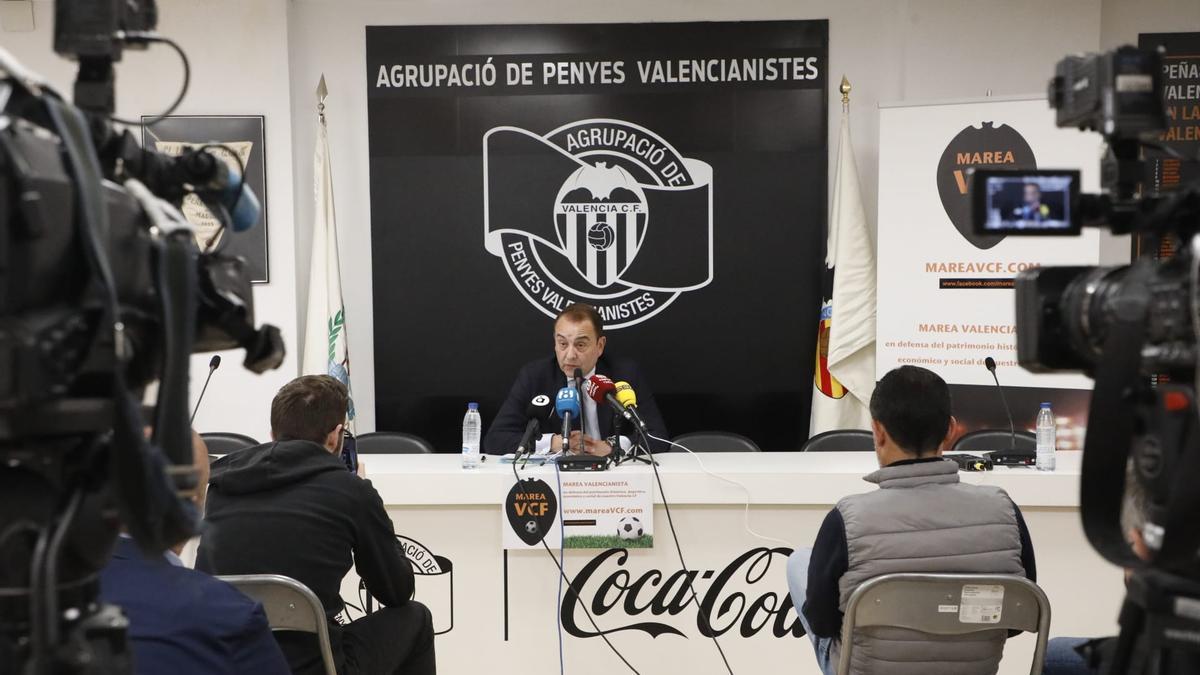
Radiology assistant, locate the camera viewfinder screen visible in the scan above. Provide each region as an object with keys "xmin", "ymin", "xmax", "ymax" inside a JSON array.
[{"xmin": 979, "ymin": 172, "xmax": 1079, "ymax": 235}]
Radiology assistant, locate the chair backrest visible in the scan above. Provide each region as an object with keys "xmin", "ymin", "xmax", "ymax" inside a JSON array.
[
  {"xmin": 200, "ymin": 432, "xmax": 260, "ymax": 456},
  {"xmin": 218, "ymin": 574, "xmax": 337, "ymax": 675},
  {"xmin": 837, "ymin": 572, "xmax": 1051, "ymax": 675},
  {"xmin": 356, "ymin": 431, "xmax": 435, "ymax": 454},
  {"xmin": 801, "ymin": 429, "xmax": 874, "ymax": 452},
  {"xmin": 670, "ymin": 431, "xmax": 761, "ymax": 452},
  {"xmin": 952, "ymin": 429, "xmax": 1036, "ymax": 453}
]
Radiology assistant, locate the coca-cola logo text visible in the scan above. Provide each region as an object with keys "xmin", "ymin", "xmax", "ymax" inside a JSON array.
[{"xmin": 560, "ymin": 547, "xmax": 804, "ymax": 639}]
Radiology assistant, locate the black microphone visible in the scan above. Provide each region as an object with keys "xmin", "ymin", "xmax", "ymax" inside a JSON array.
[
  {"xmin": 514, "ymin": 394, "xmax": 554, "ymax": 458},
  {"xmin": 984, "ymin": 356, "xmax": 1016, "ymax": 450},
  {"xmin": 190, "ymin": 355, "xmax": 221, "ymax": 424}
]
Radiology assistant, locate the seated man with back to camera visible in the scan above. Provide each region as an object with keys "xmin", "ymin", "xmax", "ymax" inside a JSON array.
[
  {"xmin": 198, "ymin": 375, "xmax": 435, "ymax": 675},
  {"xmin": 791, "ymin": 365, "xmax": 1037, "ymax": 675},
  {"xmin": 483, "ymin": 302, "xmax": 669, "ymax": 457},
  {"xmin": 100, "ymin": 430, "xmax": 289, "ymax": 675}
]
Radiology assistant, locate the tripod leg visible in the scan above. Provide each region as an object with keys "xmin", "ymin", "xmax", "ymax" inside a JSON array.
[{"xmin": 1103, "ymin": 598, "xmax": 1146, "ymax": 675}]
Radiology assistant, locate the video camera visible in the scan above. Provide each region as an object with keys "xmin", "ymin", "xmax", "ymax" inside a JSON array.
[
  {"xmin": 972, "ymin": 45, "xmax": 1200, "ymax": 674},
  {"xmin": 0, "ymin": 1, "xmax": 284, "ymax": 672}
]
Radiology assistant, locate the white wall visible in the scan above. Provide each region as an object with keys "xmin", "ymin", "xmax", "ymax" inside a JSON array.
[
  {"xmin": 285, "ymin": 0, "xmax": 1101, "ymax": 434},
  {"xmin": 5, "ymin": 0, "xmax": 299, "ymax": 442},
  {"xmin": 9, "ymin": 0, "xmax": 1196, "ymax": 438},
  {"xmin": 1101, "ymin": 0, "xmax": 1200, "ymax": 48}
]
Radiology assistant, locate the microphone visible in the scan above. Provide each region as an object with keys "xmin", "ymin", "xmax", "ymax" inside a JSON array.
[
  {"xmin": 555, "ymin": 387, "xmax": 581, "ymax": 452},
  {"xmin": 190, "ymin": 354, "xmax": 221, "ymax": 424},
  {"xmin": 178, "ymin": 148, "xmax": 262, "ymax": 233},
  {"xmin": 587, "ymin": 375, "xmax": 640, "ymax": 428},
  {"xmin": 584, "ymin": 374, "xmax": 623, "ymax": 410},
  {"xmin": 613, "ymin": 381, "xmax": 649, "ymax": 432},
  {"xmin": 984, "ymin": 357, "xmax": 1016, "ymax": 451},
  {"xmin": 514, "ymin": 394, "xmax": 554, "ymax": 458}
]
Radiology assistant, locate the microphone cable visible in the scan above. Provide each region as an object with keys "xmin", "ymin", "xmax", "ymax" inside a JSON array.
[
  {"xmin": 109, "ymin": 32, "xmax": 191, "ymax": 127},
  {"xmin": 631, "ymin": 427, "xmax": 736, "ymax": 675},
  {"xmin": 555, "ymin": 461, "xmax": 566, "ymax": 675},
  {"xmin": 509, "ymin": 459, "xmax": 642, "ymax": 675},
  {"xmin": 649, "ymin": 433, "xmax": 792, "ymax": 549}
]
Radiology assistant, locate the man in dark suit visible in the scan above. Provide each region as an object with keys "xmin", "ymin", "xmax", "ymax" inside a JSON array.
[
  {"xmin": 99, "ymin": 431, "xmax": 290, "ymax": 675},
  {"xmin": 483, "ymin": 303, "xmax": 669, "ymax": 456},
  {"xmin": 1012, "ymin": 182, "xmax": 1062, "ymax": 223}
]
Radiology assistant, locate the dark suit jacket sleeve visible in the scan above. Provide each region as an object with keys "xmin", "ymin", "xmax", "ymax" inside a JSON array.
[
  {"xmin": 353, "ymin": 479, "xmax": 415, "ymax": 607},
  {"xmin": 230, "ymin": 601, "xmax": 291, "ymax": 674},
  {"xmin": 484, "ymin": 362, "xmax": 539, "ymax": 455}
]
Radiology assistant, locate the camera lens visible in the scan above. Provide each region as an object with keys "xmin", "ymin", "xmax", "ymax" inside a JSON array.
[{"xmin": 1060, "ymin": 266, "xmax": 1127, "ymax": 364}]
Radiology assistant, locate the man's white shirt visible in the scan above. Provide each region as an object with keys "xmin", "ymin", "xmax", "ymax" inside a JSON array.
[{"xmin": 534, "ymin": 368, "xmax": 628, "ymax": 454}]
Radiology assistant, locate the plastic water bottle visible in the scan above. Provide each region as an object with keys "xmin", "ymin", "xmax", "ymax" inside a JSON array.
[
  {"xmin": 462, "ymin": 402, "xmax": 482, "ymax": 470},
  {"xmin": 1035, "ymin": 402, "xmax": 1056, "ymax": 472}
]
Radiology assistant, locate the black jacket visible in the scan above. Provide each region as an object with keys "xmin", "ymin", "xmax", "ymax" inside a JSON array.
[
  {"xmin": 483, "ymin": 354, "xmax": 670, "ymax": 454},
  {"xmin": 197, "ymin": 440, "xmax": 413, "ymax": 672}
]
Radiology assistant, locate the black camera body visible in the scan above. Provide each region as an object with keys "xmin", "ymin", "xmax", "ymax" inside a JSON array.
[
  {"xmin": 1013, "ymin": 261, "xmax": 1196, "ymax": 375},
  {"xmin": 54, "ymin": 0, "xmax": 158, "ymax": 60},
  {"xmin": 973, "ymin": 45, "xmax": 1200, "ymax": 674},
  {"xmin": 1050, "ymin": 47, "xmax": 1165, "ymax": 140},
  {"xmin": 1, "ymin": 3, "xmax": 285, "ymax": 672}
]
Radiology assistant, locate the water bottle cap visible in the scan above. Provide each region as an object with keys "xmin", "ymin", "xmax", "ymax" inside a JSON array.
[
  {"xmin": 468, "ymin": 402, "xmax": 479, "ymax": 410},
  {"xmin": 1040, "ymin": 402, "xmax": 1051, "ymax": 408}
]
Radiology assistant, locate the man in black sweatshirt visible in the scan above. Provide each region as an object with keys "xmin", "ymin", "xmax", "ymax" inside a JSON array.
[{"xmin": 198, "ymin": 375, "xmax": 435, "ymax": 675}]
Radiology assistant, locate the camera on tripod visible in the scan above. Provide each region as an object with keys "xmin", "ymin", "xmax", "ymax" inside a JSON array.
[
  {"xmin": 1, "ymin": 1, "xmax": 285, "ymax": 672},
  {"xmin": 970, "ymin": 45, "xmax": 1200, "ymax": 674}
]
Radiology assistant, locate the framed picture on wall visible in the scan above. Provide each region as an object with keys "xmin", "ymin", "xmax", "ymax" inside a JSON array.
[{"xmin": 140, "ymin": 115, "xmax": 270, "ymax": 283}]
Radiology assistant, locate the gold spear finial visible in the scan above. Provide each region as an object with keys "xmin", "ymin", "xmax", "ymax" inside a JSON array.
[
  {"xmin": 840, "ymin": 75, "xmax": 851, "ymax": 110},
  {"xmin": 317, "ymin": 74, "xmax": 328, "ymax": 125}
]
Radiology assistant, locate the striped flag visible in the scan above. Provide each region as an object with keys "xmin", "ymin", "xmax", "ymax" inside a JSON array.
[
  {"xmin": 302, "ymin": 77, "xmax": 355, "ymax": 427},
  {"xmin": 809, "ymin": 106, "xmax": 876, "ymax": 435}
]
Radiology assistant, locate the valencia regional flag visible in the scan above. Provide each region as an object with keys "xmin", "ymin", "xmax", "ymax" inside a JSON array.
[
  {"xmin": 303, "ymin": 77, "xmax": 356, "ymax": 427},
  {"xmin": 809, "ymin": 107, "xmax": 876, "ymax": 435}
]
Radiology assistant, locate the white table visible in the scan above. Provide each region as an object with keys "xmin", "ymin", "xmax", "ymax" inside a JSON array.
[{"xmin": 344, "ymin": 452, "xmax": 1120, "ymax": 675}]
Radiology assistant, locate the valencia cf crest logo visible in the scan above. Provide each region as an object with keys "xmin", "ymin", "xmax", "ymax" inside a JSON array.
[
  {"xmin": 554, "ymin": 162, "xmax": 648, "ymax": 288},
  {"xmin": 483, "ymin": 119, "xmax": 714, "ymax": 328}
]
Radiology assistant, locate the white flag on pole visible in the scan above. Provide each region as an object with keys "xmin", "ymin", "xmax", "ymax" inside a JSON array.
[
  {"xmin": 303, "ymin": 76, "xmax": 355, "ymax": 426},
  {"xmin": 809, "ymin": 107, "xmax": 876, "ymax": 435}
]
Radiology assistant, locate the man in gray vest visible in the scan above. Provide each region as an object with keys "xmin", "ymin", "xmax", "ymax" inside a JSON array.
[{"xmin": 793, "ymin": 365, "xmax": 1037, "ymax": 675}]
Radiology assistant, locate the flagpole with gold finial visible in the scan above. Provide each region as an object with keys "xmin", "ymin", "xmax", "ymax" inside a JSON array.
[
  {"xmin": 840, "ymin": 75, "xmax": 851, "ymax": 113},
  {"xmin": 317, "ymin": 73, "xmax": 328, "ymax": 127}
]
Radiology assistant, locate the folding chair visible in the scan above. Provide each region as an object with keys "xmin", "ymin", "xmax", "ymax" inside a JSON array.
[
  {"xmin": 356, "ymin": 431, "xmax": 436, "ymax": 454},
  {"xmin": 200, "ymin": 432, "xmax": 260, "ymax": 456},
  {"xmin": 219, "ymin": 574, "xmax": 337, "ymax": 675},
  {"xmin": 838, "ymin": 573, "xmax": 1051, "ymax": 675},
  {"xmin": 800, "ymin": 429, "xmax": 874, "ymax": 452},
  {"xmin": 671, "ymin": 431, "xmax": 761, "ymax": 452}
]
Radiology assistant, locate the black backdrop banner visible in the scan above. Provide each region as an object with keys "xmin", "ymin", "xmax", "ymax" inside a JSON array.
[
  {"xmin": 1136, "ymin": 32, "xmax": 1200, "ymax": 261},
  {"xmin": 366, "ymin": 21, "xmax": 828, "ymax": 452}
]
